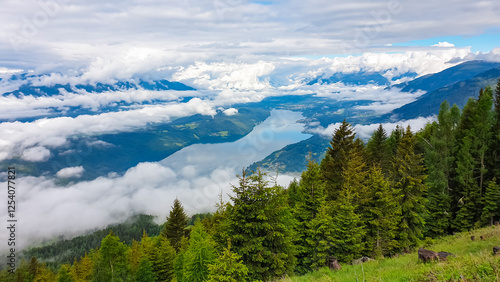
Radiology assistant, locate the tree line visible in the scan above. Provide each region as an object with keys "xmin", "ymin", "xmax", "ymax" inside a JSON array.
[{"xmin": 1, "ymin": 80, "xmax": 500, "ymax": 281}]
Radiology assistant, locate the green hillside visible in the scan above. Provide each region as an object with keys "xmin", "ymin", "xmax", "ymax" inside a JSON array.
[{"xmin": 284, "ymin": 225, "xmax": 500, "ymax": 281}]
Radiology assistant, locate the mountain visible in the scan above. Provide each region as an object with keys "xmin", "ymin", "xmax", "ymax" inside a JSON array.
[
  {"xmin": 307, "ymin": 71, "xmax": 390, "ymax": 86},
  {"xmin": 388, "ymin": 66, "xmax": 500, "ymax": 120},
  {"xmin": 2, "ymin": 78, "xmax": 195, "ymax": 98},
  {"xmin": 392, "ymin": 60, "xmax": 500, "ymax": 93}
]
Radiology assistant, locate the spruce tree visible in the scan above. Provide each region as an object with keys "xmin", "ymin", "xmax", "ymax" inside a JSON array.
[
  {"xmin": 207, "ymin": 240, "xmax": 249, "ymax": 282},
  {"xmin": 329, "ymin": 192, "xmax": 365, "ymax": 263},
  {"xmin": 293, "ymin": 160, "xmax": 325, "ymax": 274},
  {"xmin": 391, "ymin": 126, "xmax": 427, "ymax": 251},
  {"xmin": 366, "ymin": 124, "xmax": 391, "ymax": 173},
  {"xmin": 151, "ymin": 235, "xmax": 176, "ymax": 282},
  {"xmin": 480, "ymin": 178, "xmax": 500, "ymax": 226},
  {"xmin": 306, "ymin": 204, "xmax": 335, "ymax": 270},
  {"xmin": 162, "ymin": 198, "xmax": 189, "ymax": 252},
  {"xmin": 57, "ymin": 264, "xmax": 73, "ymax": 282},
  {"xmin": 423, "ymin": 101, "xmax": 457, "ymax": 237},
  {"xmin": 387, "ymin": 125, "xmax": 404, "ymax": 156},
  {"xmin": 487, "ymin": 79, "xmax": 500, "ymax": 181},
  {"xmin": 226, "ymin": 169, "xmax": 296, "ymax": 281},
  {"xmin": 183, "ymin": 221, "xmax": 217, "ymax": 282},
  {"xmin": 320, "ymin": 120, "xmax": 357, "ymax": 201},
  {"xmin": 365, "ymin": 164, "xmax": 400, "ymax": 258}
]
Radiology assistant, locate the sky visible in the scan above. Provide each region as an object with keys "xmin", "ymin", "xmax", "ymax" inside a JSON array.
[{"xmin": 1, "ymin": 0, "xmax": 500, "ymax": 251}]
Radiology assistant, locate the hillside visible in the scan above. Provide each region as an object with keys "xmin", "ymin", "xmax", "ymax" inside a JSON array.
[
  {"xmin": 285, "ymin": 225, "xmax": 500, "ymax": 281},
  {"xmin": 389, "ymin": 66, "xmax": 500, "ymax": 120},
  {"xmin": 393, "ymin": 60, "xmax": 500, "ymax": 93}
]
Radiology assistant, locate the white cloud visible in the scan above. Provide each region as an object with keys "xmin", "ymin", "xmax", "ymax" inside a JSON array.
[
  {"xmin": 223, "ymin": 108, "xmax": 238, "ymax": 116},
  {"xmin": 21, "ymin": 146, "xmax": 51, "ymax": 162},
  {"xmin": 432, "ymin": 42, "xmax": 455, "ymax": 48},
  {"xmin": 56, "ymin": 166, "xmax": 85, "ymax": 178},
  {"xmin": 309, "ymin": 116, "xmax": 435, "ymax": 139}
]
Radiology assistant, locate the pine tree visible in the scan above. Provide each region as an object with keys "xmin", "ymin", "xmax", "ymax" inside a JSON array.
[
  {"xmin": 481, "ymin": 178, "xmax": 500, "ymax": 226},
  {"xmin": 392, "ymin": 126, "xmax": 427, "ymax": 251},
  {"xmin": 207, "ymin": 240, "xmax": 249, "ymax": 282},
  {"xmin": 226, "ymin": 169, "xmax": 296, "ymax": 281},
  {"xmin": 487, "ymin": 79, "xmax": 500, "ymax": 181},
  {"xmin": 366, "ymin": 124, "xmax": 391, "ymax": 173},
  {"xmin": 320, "ymin": 120, "xmax": 357, "ymax": 201},
  {"xmin": 71, "ymin": 252, "xmax": 93, "ymax": 281},
  {"xmin": 387, "ymin": 125, "xmax": 404, "ymax": 156},
  {"xmin": 162, "ymin": 198, "xmax": 189, "ymax": 252},
  {"xmin": 365, "ymin": 165, "xmax": 400, "ymax": 258},
  {"xmin": 473, "ymin": 87, "xmax": 494, "ymax": 196},
  {"xmin": 128, "ymin": 240, "xmax": 142, "ymax": 276},
  {"xmin": 174, "ymin": 237, "xmax": 189, "ymax": 282},
  {"xmin": 183, "ymin": 221, "xmax": 217, "ymax": 282}
]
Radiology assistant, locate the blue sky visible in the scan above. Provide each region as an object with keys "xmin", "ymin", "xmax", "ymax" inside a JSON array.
[{"xmin": 393, "ymin": 32, "xmax": 500, "ymax": 52}]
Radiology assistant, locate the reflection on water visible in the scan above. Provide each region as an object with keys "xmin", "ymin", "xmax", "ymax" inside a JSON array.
[{"xmin": 159, "ymin": 109, "xmax": 311, "ymax": 176}]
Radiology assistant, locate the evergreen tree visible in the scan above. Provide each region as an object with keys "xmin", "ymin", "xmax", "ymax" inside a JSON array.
[
  {"xmin": 162, "ymin": 198, "xmax": 189, "ymax": 252},
  {"xmin": 487, "ymin": 79, "xmax": 500, "ymax": 181},
  {"xmin": 287, "ymin": 178, "xmax": 301, "ymax": 209},
  {"xmin": 128, "ymin": 240, "xmax": 142, "ymax": 276},
  {"xmin": 183, "ymin": 221, "xmax": 217, "ymax": 282},
  {"xmin": 71, "ymin": 252, "xmax": 94, "ymax": 281},
  {"xmin": 226, "ymin": 169, "xmax": 296, "ymax": 281},
  {"xmin": 329, "ymin": 192, "xmax": 365, "ymax": 263},
  {"xmin": 57, "ymin": 264, "xmax": 73, "ymax": 282},
  {"xmin": 366, "ymin": 124, "xmax": 391, "ymax": 173},
  {"xmin": 473, "ymin": 87, "xmax": 494, "ymax": 195},
  {"xmin": 320, "ymin": 120, "xmax": 357, "ymax": 201},
  {"xmin": 392, "ymin": 126, "xmax": 427, "ymax": 251},
  {"xmin": 423, "ymin": 101, "xmax": 457, "ymax": 237},
  {"xmin": 151, "ymin": 235, "xmax": 176, "ymax": 282},
  {"xmin": 480, "ymin": 178, "xmax": 500, "ymax": 226},
  {"xmin": 135, "ymin": 257, "xmax": 156, "ymax": 282},
  {"xmin": 292, "ymin": 160, "xmax": 325, "ymax": 274},
  {"xmin": 306, "ymin": 204, "xmax": 335, "ymax": 270},
  {"xmin": 174, "ymin": 237, "xmax": 189, "ymax": 282},
  {"xmin": 387, "ymin": 125, "xmax": 404, "ymax": 156},
  {"xmin": 207, "ymin": 240, "xmax": 249, "ymax": 282},
  {"xmin": 92, "ymin": 232, "xmax": 129, "ymax": 282},
  {"xmin": 365, "ymin": 165, "xmax": 400, "ymax": 258}
]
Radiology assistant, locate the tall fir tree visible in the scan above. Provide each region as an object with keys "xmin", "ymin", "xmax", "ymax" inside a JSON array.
[
  {"xmin": 365, "ymin": 164, "xmax": 401, "ymax": 258},
  {"xmin": 391, "ymin": 126, "xmax": 427, "ymax": 251},
  {"xmin": 487, "ymin": 79, "xmax": 500, "ymax": 181},
  {"xmin": 387, "ymin": 125, "xmax": 404, "ymax": 156},
  {"xmin": 135, "ymin": 257, "xmax": 156, "ymax": 282},
  {"xmin": 320, "ymin": 120, "xmax": 357, "ymax": 201},
  {"xmin": 226, "ymin": 169, "xmax": 296, "ymax": 281},
  {"xmin": 480, "ymin": 178, "xmax": 500, "ymax": 226},
  {"xmin": 162, "ymin": 198, "xmax": 189, "ymax": 252},
  {"xmin": 151, "ymin": 235, "xmax": 176, "ymax": 282},
  {"xmin": 306, "ymin": 204, "xmax": 335, "ymax": 270}
]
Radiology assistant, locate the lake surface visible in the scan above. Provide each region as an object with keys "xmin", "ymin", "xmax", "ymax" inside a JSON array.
[{"xmin": 159, "ymin": 109, "xmax": 311, "ymax": 176}]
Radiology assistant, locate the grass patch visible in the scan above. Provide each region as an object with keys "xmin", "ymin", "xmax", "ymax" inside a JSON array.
[{"xmin": 284, "ymin": 225, "xmax": 500, "ymax": 281}]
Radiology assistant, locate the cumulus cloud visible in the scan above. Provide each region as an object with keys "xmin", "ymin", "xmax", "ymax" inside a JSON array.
[
  {"xmin": 56, "ymin": 166, "xmax": 85, "ymax": 178},
  {"xmin": 21, "ymin": 146, "xmax": 51, "ymax": 162}
]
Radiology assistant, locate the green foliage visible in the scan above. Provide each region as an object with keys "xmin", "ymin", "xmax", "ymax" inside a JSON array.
[
  {"xmin": 150, "ymin": 235, "xmax": 176, "ymax": 282},
  {"xmin": 57, "ymin": 264, "xmax": 73, "ymax": 282},
  {"xmin": 92, "ymin": 232, "xmax": 129, "ymax": 282},
  {"xmin": 135, "ymin": 257, "xmax": 156, "ymax": 282},
  {"xmin": 480, "ymin": 178, "xmax": 500, "ymax": 226},
  {"xmin": 207, "ymin": 240, "xmax": 249, "ymax": 282},
  {"xmin": 183, "ymin": 221, "xmax": 217, "ymax": 282},
  {"xmin": 226, "ymin": 169, "xmax": 296, "ymax": 281},
  {"xmin": 365, "ymin": 165, "xmax": 400, "ymax": 257},
  {"xmin": 320, "ymin": 120, "xmax": 357, "ymax": 201},
  {"xmin": 392, "ymin": 126, "xmax": 427, "ymax": 251},
  {"xmin": 366, "ymin": 124, "xmax": 391, "ymax": 173},
  {"xmin": 162, "ymin": 198, "xmax": 189, "ymax": 252},
  {"xmin": 305, "ymin": 204, "xmax": 336, "ymax": 270}
]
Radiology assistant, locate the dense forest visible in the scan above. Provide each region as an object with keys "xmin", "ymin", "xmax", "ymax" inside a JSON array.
[{"xmin": 2, "ymin": 80, "xmax": 500, "ymax": 281}]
